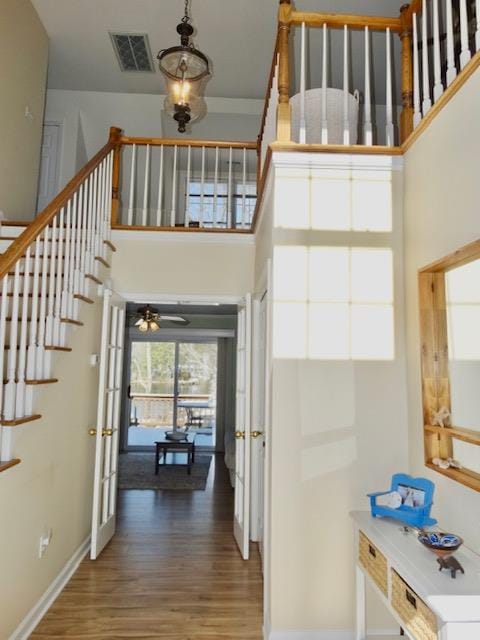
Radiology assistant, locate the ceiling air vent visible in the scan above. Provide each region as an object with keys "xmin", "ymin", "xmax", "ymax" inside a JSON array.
[{"xmin": 110, "ymin": 33, "xmax": 154, "ymax": 72}]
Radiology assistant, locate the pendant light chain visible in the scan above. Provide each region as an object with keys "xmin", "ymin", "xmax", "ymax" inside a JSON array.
[{"xmin": 182, "ymin": 0, "xmax": 190, "ymax": 24}]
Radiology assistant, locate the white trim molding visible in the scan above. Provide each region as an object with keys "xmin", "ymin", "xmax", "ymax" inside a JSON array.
[
  {"xmin": 9, "ymin": 536, "xmax": 91, "ymax": 640},
  {"xmin": 111, "ymin": 229, "xmax": 255, "ymax": 245},
  {"xmin": 267, "ymin": 630, "xmax": 399, "ymax": 640}
]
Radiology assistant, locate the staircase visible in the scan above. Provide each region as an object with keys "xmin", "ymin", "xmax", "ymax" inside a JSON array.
[{"xmin": 0, "ymin": 128, "xmax": 121, "ymax": 471}]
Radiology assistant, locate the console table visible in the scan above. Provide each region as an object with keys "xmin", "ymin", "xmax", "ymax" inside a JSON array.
[{"xmin": 351, "ymin": 511, "xmax": 480, "ymax": 640}]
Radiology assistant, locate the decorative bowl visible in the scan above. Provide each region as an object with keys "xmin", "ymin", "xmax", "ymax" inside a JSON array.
[
  {"xmin": 165, "ymin": 430, "xmax": 188, "ymax": 441},
  {"xmin": 418, "ymin": 531, "xmax": 463, "ymax": 558}
]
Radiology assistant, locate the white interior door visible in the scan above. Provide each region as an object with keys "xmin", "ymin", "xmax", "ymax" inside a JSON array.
[
  {"xmin": 234, "ymin": 293, "xmax": 252, "ymax": 559},
  {"xmin": 250, "ymin": 290, "xmax": 267, "ymax": 551},
  {"xmin": 37, "ymin": 123, "xmax": 61, "ymax": 213},
  {"xmin": 91, "ymin": 289, "xmax": 126, "ymax": 559}
]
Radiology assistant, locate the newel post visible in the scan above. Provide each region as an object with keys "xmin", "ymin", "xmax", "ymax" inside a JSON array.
[
  {"xmin": 277, "ymin": 0, "xmax": 292, "ymax": 142},
  {"xmin": 399, "ymin": 4, "xmax": 414, "ymax": 143},
  {"xmin": 109, "ymin": 126, "xmax": 123, "ymax": 226}
]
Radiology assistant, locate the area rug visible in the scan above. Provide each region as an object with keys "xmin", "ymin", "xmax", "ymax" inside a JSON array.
[{"xmin": 118, "ymin": 453, "xmax": 212, "ymax": 491}]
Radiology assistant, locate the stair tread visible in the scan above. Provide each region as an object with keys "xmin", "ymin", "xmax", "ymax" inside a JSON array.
[
  {"xmin": 1, "ymin": 414, "xmax": 41, "ymax": 426},
  {"xmin": 0, "ymin": 459, "xmax": 21, "ymax": 473},
  {"xmin": 5, "ymin": 344, "xmax": 72, "ymax": 352}
]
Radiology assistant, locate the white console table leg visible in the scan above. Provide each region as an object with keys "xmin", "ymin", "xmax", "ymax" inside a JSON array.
[{"xmin": 356, "ymin": 565, "xmax": 366, "ymax": 640}]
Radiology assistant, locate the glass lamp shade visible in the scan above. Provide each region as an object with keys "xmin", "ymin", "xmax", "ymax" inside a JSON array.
[
  {"xmin": 149, "ymin": 321, "xmax": 160, "ymax": 332},
  {"xmin": 158, "ymin": 45, "xmax": 210, "ymax": 133},
  {"xmin": 158, "ymin": 46, "xmax": 209, "ymax": 83},
  {"xmin": 138, "ymin": 320, "xmax": 149, "ymax": 332}
]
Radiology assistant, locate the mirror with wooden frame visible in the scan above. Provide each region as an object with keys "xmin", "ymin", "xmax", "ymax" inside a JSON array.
[{"xmin": 419, "ymin": 240, "xmax": 480, "ymax": 492}]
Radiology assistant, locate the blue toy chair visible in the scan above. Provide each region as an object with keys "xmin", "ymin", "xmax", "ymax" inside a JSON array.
[{"xmin": 368, "ymin": 473, "xmax": 437, "ymax": 528}]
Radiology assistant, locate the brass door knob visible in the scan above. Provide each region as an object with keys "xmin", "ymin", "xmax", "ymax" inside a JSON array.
[
  {"xmin": 103, "ymin": 428, "xmax": 114, "ymax": 437},
  {"xmin": 235, "ymin": 430, "xmax": 245, "ymax": 439},
  {"xmin": 88, "ymin": 428, "xmax": 97, "ymax": 436},
  {"xmin": 251, "ymin": 430, "xmax": 264, "ymax": 438}
]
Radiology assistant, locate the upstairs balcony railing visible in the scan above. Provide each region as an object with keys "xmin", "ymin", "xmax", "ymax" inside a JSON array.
[
  {"xmin": 259, "ymin": 0, "xmax": 480, "ymax": 170},
  {"xmin": 111, "ymin": 138, "xmax": 258, "ymax": 232}
]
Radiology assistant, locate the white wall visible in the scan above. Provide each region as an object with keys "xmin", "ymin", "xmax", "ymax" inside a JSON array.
[
  {"xmin": 0, "ymin": 294, "xmax": 103, "ymax": 639},
  {"xmin": 0, "ymin": 0, "xmax": 48, "ymax": 221},
  {"xmin": 266, "ymin": 152, "xmax": 408, "ymax": 635},
  {"xmin": 404, "ymin": 65, "xmax": 480, "ymax": 553},
  {"xmin": 110, "ymin": 230, "xmax": 254, "ymax": 299}
]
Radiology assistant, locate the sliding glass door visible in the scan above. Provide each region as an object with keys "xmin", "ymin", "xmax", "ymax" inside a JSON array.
[{"xmin": 127, "ymin": 339, "xmax": 218, "ymax": 450}]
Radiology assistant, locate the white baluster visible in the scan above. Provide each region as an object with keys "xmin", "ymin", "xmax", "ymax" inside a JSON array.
[
  {"xmin": 106, "ymin": 152, "xmax": 113, "ymax": 240},
  {"xmin": 364, "ymin": 26, "xmax": 373, "ymax": 146},
  {"xmin": 36, "ymin": 227, "xmax": 49, "ymax": 378},
  {"xmin": 85, "ymin": 173, "xmax": 94, "ymax": 280},
  {"xmin": 185, "ymin": 145, "xmax": 191, "ymax": 228},
  {"xmin": 343, "ymin": 25, "xmax": 350, "ymax": 145},
  {"xmin": 299, "ymin": 22, "xmax": 307, "ymax": 144},
  {"xmin": 53, "ymin": 207, "xmax": 65, "ymax": 346},
  {"xmin": 45, "ymin": 217, "xmax": 57, "ymax": 345},
  {"xmin": 413, "ymin": 13, "xmax": 422, "ymax": 128},
  {"xmin": 74, "ymin": 184, "xmax": 84, "ymax": 295},
  {"xmin": 200, "ymin": 146, "xmax": 206, "ymax": 228},
  {"xmin": 170, "ymin": 145, "xmax": 178, "ymax": 227},
  {"xmin": 156, "ymin": 145, "xmax": 164, "ymax": 227},
  {"xmin": 321, "ymin": 23, "xmax": 328, "ymax": 144},
  {"xmin": 26, "ymin": 237, "xmax": 41, "ymax": 380},
  {"xmin": 213, "ymin": 147, "xmax": 219, "ymax": 228},
  {"xmin": 142, "ymin": 144, "xmax": 150, "ymax": 226},
  {"xmin": 4, "ymin": 260, "xmax": 21, "ymax": 419},
  {"xmin": 127, "ymin": 144, "xmax": 136, "ymax": 226},
  {"xmin": 476, "ymin": 0, "xmax": 480, "ymax": 51},
  {"xmin": 79, "ymin": 179, "xmax": 89, "ymax": 296},
  {"xmin": 241, "ymin": 147, "xmax": 247, "ymax": 227},
  {"xmin": 68, "ymin": 192, "xmax": 78, "ymax": 320},
  {"xmin": 62, "ymin": 200, "xmax": 71, "ymax": 323},
  {"xmin": 90, "ymin": 168, "xmax": 99, "ymax": 278},
  {"xmin": 16, "ymin": 247, "xmax": 31, "ymax": 417},
  {"xmin": 445, "ymin": 0, "xmax": 458, "ymax": 86},
  {"xmin": 386, "ymin": 28, "xmax": 394, "ymax": 146},
  {"xmin": 0, "ymin": 276, "xmax": 8, "ymax": 426},
  {"xmin": 422, "ymin": 0, "xmax": 432, "ymax": 115},
  {"xmin": 432, "ymin": 0, "xmax": 444, "ymax": 101},
  {"xmin": 227, "ymin": 147, "xmax": 233, "ymax": 228},
  {"xmin": 459, "ymin": 0, "xmax": 472, "ymax": 68}
]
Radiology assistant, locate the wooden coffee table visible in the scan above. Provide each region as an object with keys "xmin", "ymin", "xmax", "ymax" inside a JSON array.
[{"xmin": 154, "ymin": 433, "xmax": 196, "ymax": 475}]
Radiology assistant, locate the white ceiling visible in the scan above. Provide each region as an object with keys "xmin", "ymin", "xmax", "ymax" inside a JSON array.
[{"xmin": 33, "ymin": 0, "xmax": 404, "ymax": 101}]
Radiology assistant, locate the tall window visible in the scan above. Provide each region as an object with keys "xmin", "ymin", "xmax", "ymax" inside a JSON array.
[{"xmin": 188, "ymin": 180, "xmax": 256, "ymax": 228}]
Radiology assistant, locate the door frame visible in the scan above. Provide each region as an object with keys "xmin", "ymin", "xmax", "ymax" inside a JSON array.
[{"xmin": 36, "ymin": 121, "xmax": 63, "ymax": 214}]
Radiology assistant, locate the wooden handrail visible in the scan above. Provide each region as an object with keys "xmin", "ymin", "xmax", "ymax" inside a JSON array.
[
  {"xmin": 0, "ymin": 126, "xmax": 122, "ymax": 280},
  {"xmin": 119, "ymin": 136, "xmax": 257, "ymax": 149},
  {"xmin": 258, "ymin": 34, "xmax": 280, "ymax": 147},
  {"xmin": 290, "ymin": 11, "xmax": 402, "ymax": 32}
]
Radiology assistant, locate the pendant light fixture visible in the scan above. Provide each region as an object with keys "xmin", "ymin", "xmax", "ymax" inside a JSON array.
[{"xmin": 157, "ymin": 0, "xmax": 210, "ymax": 133}]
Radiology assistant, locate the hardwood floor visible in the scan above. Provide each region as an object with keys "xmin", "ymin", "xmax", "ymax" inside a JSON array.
[{"xmin": 30, "ymin": 455, "xmax": 263, "ymax": 639}]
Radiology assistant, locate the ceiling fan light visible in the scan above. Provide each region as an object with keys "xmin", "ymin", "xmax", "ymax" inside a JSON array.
[
  {"xmin": 149, "ymin": 321, "xmax": 160, "ymax": 332},
  {"xmin": 138, "ymin": 320, "xmax": 149, "ymax": 332}
]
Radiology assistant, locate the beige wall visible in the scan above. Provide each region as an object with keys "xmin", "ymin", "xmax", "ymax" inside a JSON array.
[
  {"xmin": 267, "ymin": 154, "xmax": 408, "ymax": 634},
  {"xmin": 111, "ymin": 231, "xmax": 255, "ymax": 299},
  {"xmin": 0, "ymin": 0, "xmax": 48, "ymax": 221},
  {"xmin": 404, "ymin": 66, "xmax": 480, "ymax": 553},
  {"xmin": 0, "ymin": 298, "xmax": 103, "ymax": 638}
]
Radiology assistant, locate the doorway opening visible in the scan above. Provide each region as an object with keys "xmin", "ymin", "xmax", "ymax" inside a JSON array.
[{"xmin": 127, "ymin": 339, "xmax": 218, "ymax": 449}]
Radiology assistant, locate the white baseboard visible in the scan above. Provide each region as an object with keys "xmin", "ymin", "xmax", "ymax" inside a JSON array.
[
  {"xmin": 9, "ymin": 536, "xmax": 91, "ymax": 640},
  {"xmin": 268, "ymin": 629, "xmax": 399, "ymax": 640}
]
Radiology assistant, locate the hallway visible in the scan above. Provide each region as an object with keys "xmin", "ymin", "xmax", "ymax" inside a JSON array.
[{"xmin": 30, "ymin": 455, "xmax": 263, "ymax": 639}]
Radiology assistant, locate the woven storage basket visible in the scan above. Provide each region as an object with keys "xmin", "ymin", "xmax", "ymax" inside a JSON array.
[
  {"xmin": 392, "ymin": 570, "xmax": 438, "ymax": 640},
  {"xmin": 290, "ymin": 87, "xmax": 360, "ymax": 145},
  {"xmin": 358, "ymin": 531, "xmax": 388, "ymax": 596}
]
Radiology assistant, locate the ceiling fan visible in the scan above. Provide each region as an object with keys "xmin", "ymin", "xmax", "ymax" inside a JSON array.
[{"xmin": 134, "ymin": 305, "xmax": 190, "ymax": 332}]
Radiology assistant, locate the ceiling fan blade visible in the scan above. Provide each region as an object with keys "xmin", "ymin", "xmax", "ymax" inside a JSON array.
[
  {"xmin": 159, "ymin": 315, "xmax": 190, "ymax": 324},
  {"xmin": 134, "ymin": 318, "xmax": 142, "ymax": 326}
]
